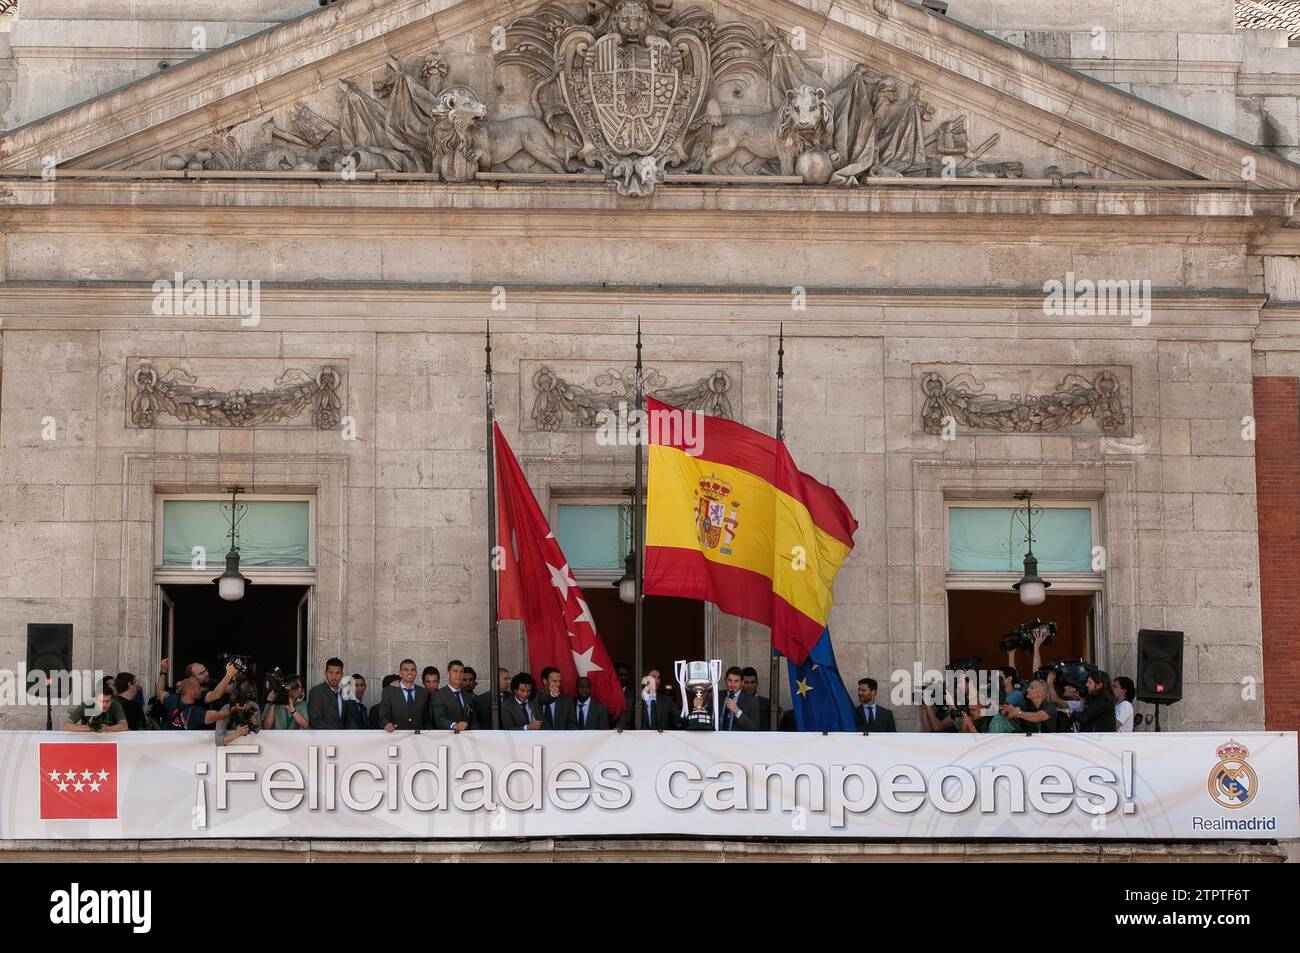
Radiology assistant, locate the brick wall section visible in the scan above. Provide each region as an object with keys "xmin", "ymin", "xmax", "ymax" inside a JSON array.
[{"xmin": 1252, "ymin": 378, "xmax": 1300, "ymax": 738}]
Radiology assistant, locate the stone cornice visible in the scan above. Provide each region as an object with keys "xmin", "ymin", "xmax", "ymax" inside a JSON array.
[
  {"xmin": 0, "ymin": 179, "xmax": 1292, "ymax": 230},
  {"xmin": 0, "ymin": 283, "xmax": 1265, "ymax": 340},
  {"xmin": 0, "ymin": 0, "xmax": 1296, "ymax": 189}
]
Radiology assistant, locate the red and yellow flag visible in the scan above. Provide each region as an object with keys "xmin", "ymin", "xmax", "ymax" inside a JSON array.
[{"xmin": 643, "ymin": 397, "xmax": 858, "ymax": 664}]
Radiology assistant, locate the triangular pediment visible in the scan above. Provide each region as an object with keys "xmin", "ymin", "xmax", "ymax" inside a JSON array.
[{"xmin": 2, "ymin": 0, "xmax": 1298, "ymax": 191}]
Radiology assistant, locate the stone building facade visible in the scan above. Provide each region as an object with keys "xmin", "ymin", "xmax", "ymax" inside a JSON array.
[{"xmin": 0, "ymin": 0, "xmax": 1298, "ymax": 738}]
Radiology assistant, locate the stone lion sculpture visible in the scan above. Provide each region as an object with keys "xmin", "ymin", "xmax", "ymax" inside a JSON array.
[
  {"xmin": 428, "ymin": 86, "xmax": 571, "ymax": 181},
  {"xmin": 701, "ymin": 85, "xmax": 835, "ymax": 177}
]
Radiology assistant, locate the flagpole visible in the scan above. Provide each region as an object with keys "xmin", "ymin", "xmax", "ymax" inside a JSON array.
[
  {"xmin": 633, "ymin": 317, "xmax": 645, "ymax": 731},
  {"xmin": 770, "ymin": 323, "xmax": 785, "ymax": 731},
  {"xmin": 486, "ymin": 322, "xmax": 501, "ymax": 729}
]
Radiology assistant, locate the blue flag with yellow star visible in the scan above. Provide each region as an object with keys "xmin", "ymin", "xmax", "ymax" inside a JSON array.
[{"xmin": 785, "ymin": 629, "xmax": 858, "ymax": 731}]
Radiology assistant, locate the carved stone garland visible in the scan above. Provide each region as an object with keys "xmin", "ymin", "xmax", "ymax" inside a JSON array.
[
  {"xmin": 532, "ymin": 365, "xmax": 733, "ymax": 430},
  {"xmin": 130, "ymin": 363, "xmax": 343, "ymax": 429},
  {"xmin": 920, "ymin": 370, "xmax": 1125, "ymax": 434}
]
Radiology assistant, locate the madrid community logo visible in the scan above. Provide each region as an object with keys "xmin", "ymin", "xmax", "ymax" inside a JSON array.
[
  {"xmin": 1206, "ymin": 739, "xmax": 1257, "ymax": 809},
  {"xmin": 39, "ymin": 742, "xmax": 118, "ymax": 819}
]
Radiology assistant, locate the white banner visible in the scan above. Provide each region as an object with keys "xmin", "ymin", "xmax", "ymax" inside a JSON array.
[{"xmin": 1, "ymin": 730, "xmax": 1295, "ymax": 840}]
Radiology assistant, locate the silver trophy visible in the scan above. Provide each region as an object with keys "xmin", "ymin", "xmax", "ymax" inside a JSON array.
[{"xmin": 675, "ymin": 659, "xmax": 723, "ymax": 731}]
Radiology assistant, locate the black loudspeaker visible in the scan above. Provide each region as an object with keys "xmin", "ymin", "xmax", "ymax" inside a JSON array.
[
  {"xmin": 1136, "ymin": 629, "xmax": 1183, "ymax": 704},
  {"xmin": 26, "ymin": 623, "xmax": 73, "ymax": 680}
]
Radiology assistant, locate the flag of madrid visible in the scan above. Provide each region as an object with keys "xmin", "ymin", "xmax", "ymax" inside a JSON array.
[{"xmin": 39, "ymin": 743, "xmax": 118, "ymax": 820}]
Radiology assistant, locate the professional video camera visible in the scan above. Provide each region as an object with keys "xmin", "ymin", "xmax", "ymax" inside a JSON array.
[
  {"xmin": 218, "ymin": 652, "xmax": 250, "ymax": 675},
  {"xmin": 1036, "ymin": 658, "xmax": 1096, "ymax": 692},
  {"xmin": 229, "ymin": 676, "xmax": 258, "ymax": 707},
  {"xmin": 931, "ymin": 657, "xmax": 981, "ymax": 721},
  {"xmin": 264, "ymin": 667, "xmax": 294, "ymax": 703},
  {"xmin": 998, "ymin": 619, "xmax": 1058, "ymax": 654}
]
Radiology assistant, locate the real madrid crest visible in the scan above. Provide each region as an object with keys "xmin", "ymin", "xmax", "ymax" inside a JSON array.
[
  {"xmin": 554, "ymin": 0, "xmax": 709, "ymax": 195},
  {"xmin": 1207, "ymin": 739, "xmax": 1258, "ymax": 809}
]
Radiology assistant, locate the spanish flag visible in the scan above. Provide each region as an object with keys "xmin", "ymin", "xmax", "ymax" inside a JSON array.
[{"xmin": 643, "ymin": 397, "xmax": 858, "ymax": 664}]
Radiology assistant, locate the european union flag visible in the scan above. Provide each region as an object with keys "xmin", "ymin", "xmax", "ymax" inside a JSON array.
[{"xmin": 783, "ymin": 629, "xmax": 858, "ymax": 732}]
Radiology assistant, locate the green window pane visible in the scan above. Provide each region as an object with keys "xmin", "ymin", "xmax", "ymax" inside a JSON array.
[
  {"xmin": 948, "ymin": 507, "xmax": 1093, "ymax": 573},
  {"xmin": 163, "ymin": 500, "xmax": 311, "ymax": 567},
  {"xmin": 555, "ymin": 504, "xmax": 630, "ymax": 570}
]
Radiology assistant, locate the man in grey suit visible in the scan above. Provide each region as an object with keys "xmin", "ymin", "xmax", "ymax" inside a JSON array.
[
  {"xmin": 380, "ymin": 659, "xmax": 429, "ymax": 732},
  {"xmin": 430, "ymin": 659, "xmax": 475, "ymax": 732},
  {"xmin": 853, "ymin": 677, "xmax": 896, "ymax": 732},
  {"xmin": 573, "ymin": 677, "xmax": 610, "ymax": 730},
  {"xmin": 307, "ymin": 657, "xmax": 356, "ymax": 729},
  {"xmin": 719, "ymin": 666, "xmax": 759, "ymax": 731},
  {"xmin": 537, "ymin": 666, "xmax": 578, "ymax": 730},
  {"xmin": 500, "ymin": 673, "xmax": 545, "ymax": 730},
  {"xmin": 742, "ymin": 667, "xmax": 773, "ymax": 730}
]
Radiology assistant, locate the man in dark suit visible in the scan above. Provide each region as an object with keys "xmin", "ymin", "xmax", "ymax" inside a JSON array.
[
  {"xmin": 573, "ymin": 677, "xmax": 610, "ymax": 730},
  {"xmin": 615, "ymin": 661, "xmax": 634, "ymax": 717},
  {"xmin": 719, "ymin": 666, "xmax": 759, "ymax": 731},
  {"xmin": 537, "ymin": 666, "xmax": 577, "ymax": 730},
  {"xmin": 430, "ymin": 659, "xmax": 475, "ymax": 732},
  {"xmin": 622, "ymin": 674, "xmax": 678, "ymax": 730},
  {"xmin": 473, "ymin": 667, "xmax": 510, "ymax": 729},
  {"xmin": 741, "ymin": 667, "xmax": 773, "ymax": 730},
  {"xmin": 369, "ymin": 674, "xmax": 398, "ymax": 729},
  {"xmin": 348, "ymin": 673, "xmax": 369, "ymax": 729},
  {"xmin": 380, "ymin": 659, "xmax": 429, "ymax": 731},
  {"xmin": 500, "ymin": 673, "xmax": 545, "ymax": 730},
  {"xmin": 308, "ymin": 657, "xmax": 355, "ymax": 729},
  {"xmin": 853, "ymin": 677, "xmax": 896, "ymax": 732}
]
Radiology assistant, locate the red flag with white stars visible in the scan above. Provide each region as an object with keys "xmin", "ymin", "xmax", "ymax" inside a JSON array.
[
  {"xmin": 494, "ymin": 422, "xmax": 626, "ymax": 723},
  {"xmin": 39, "ymin": 743, "xmax": 117, "ymax": 819}
]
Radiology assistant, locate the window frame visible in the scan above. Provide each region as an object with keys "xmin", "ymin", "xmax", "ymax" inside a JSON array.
[
  {"xmin": 548, "ymin": 495, "xmax": 637, "ymax": 584},
  {"xmin": 943, "ymin": 499, "xmax": 1103, "ymax": 591},
  {"xmin": 153, "ymin": 492, "xmax": 317, "ymax": 586},
  {"xmin": 943, "ymin": 498, "xmax": 1106, "ymax": 667}
]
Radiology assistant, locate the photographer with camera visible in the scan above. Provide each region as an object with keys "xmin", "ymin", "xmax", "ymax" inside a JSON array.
[
  {"xmin": 921, "ymin": 671, "xmax": 977, "ymax": 733},
  {"xmin": 215, "ymin": 672, "xmax": 261, "ymax": 745},
  {"xmin": 1077, "ymin": 670, "xmax": 1117, "ymax": 732},
  {"xmin": 113, "ymin": 672, "xmax": 147, "ymax": 731},
  {"xmin": 1000, "ymin": 678, "xmax": 1057, "ymax": 733},
  {"xmin": 63, "ymin": 676, "xmax": 128, "ymax": 733},
  {"xmin": 998, "ymin": 667, "xmax": 1026, "ymax": 709},
  {"xmin": 262, "ymin": 672, "xmax": 308, "ymax": 730},
  {"xmin": 162, "ymin": 677, "xmax": 228, "ymax": 730},
  {"xmin": 957, "ymin": 699, "xmax": 1018, "ymax": 734}
]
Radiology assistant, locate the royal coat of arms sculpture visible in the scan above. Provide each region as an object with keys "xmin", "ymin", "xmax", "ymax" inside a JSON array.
[{"xmin": 555, "ymin": 1, "xmax": 709, "ymax": 194}]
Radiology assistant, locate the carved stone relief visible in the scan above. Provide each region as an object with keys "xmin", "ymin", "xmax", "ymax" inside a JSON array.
[
  {"xmin": 128, "ymin": 359, "xmax": 344, "ymax": 429},
  {"xmin": 158, "ymin": 0, "xmax": 1049, "ymax": 195},
  {"xmin": 523, "ymin": 360, "xmax": 738, "ymax": 430},
  {"xmin": 915, "ymin": 365, "xmax": 1129, "ymax": 436}
]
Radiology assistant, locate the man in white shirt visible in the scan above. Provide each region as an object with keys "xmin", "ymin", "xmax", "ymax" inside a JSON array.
[{"xmin": 1113, "ymin": 675, "xmax": 1136, "ymax": 732}]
